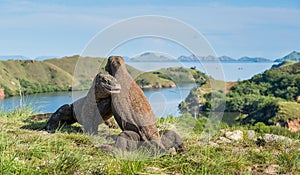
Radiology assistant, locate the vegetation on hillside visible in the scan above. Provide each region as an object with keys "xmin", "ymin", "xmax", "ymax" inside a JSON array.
[
  {"xmin": 135, "ymin": 67, "xmax": 208, "ymax": 88},
  {"xmin": 0, "ymin": 59, "xmax": 73, "ymax": 96},
  {"xmin": 135, "ymin": 72, "xmax": 176, "ymax": 88},
  {"xmin": 158, "ymin": 66, "xmax": 208, "ymax": 86},
  {"xmin": 0, "ymin": 56, "xmax": 142, "ymax": 96},
  {"xmin": 0, "ymin": 56, "xmax": 207, "ymax": 96},
  {"xmin": 180, "ymin": 62, "xmax": 300, "ymax": 126}
]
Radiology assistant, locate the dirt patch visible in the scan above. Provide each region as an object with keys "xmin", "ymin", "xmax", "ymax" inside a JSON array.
[
  {"xmin": 287, "ymin": 119, "xmax": 300, "ymax": 132},
  {"xmin": 225, "ymin": 82, "xmax": 237, "ymax": 93}
]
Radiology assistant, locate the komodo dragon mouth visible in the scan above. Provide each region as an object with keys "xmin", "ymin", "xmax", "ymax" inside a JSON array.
[
  {"xmin": 99, "ymin": 74, "xmax": 121, "ymax": 93},
  {"xmin": 102, "ymin": 83, "xmax": 121, "ymax": 93}
]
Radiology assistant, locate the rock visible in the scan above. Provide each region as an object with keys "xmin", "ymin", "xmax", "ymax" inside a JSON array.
[
  {"xmin": 167, "ymin": 148, "xmax": 177, "ymax": 155},
  {"xmin": 263, "ymin": 134, "xmax": 292, "ymax": 144},
  {"xmin": 217, "ymin": 137, "xmax": 232, "ymax": 144},
  {"xmin": 225, "ymin": 130, "xmax": 243, "ymax": 141},
  {"xmin": 233, "ymin": 147, "xmax": 246, "ymax": 154},
  {"xmin": 247, "ymin": 130, "xmax": 256, "ymax": 141},
  {"xmin": 141, "ymin": 85, "xmax": 152, "ymax": 88},
  {"xmin": 38, "ymin": 131, "xmax": 49, "ymax": 135},
  {"xmin": 153, "ymin": 84, "xmax": 162, "ymax": 88},
  {"xmin": 219, "ymin": 129, "xmax": 229, "ymax": 135},
  {"xmin": 252, "ymin": 148, "xmax": 261, "ymax": 153},
  {"xmin": 208, "ymin": 141, "xmax": 219, "ymax": 147},
  {"xmin": 0, "ymin": 88, "xmax": 4, "ymax": 99},
  {"xmin": 169, "ymin": 84, "xmax": 176, "ymax": 88},
  {"xmin": 145, "ymin": 167, "xmax": 166, "ymax": 175},
  {"xmin": 276, "ymin": 120, "xmax": 287, "ymax": 127},
  {"xmin": 264, "ymin": 164, "xmax": 280, "ymax": 175}
]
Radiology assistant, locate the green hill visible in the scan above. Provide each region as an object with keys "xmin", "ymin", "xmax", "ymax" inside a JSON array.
[
  {"xmin": 180, "ymin": 62, "xmax": 300, "ymax": 125},
  {"xmin": 271, "ymin": 60, "xmax": 296, "ymax": 69},
  {"xmin": 227, "ymin": 62, "xmax": 300, "ymax": 124},
  {"xmin": 44, "ymin": 55, "xmax": 81, "ymax": 75},
  {"xmin": 0, "ymin": 55, "xmax": 112, "ymax": 96},
  {"xmin": 0, "ymin": 56, "xmax": 205, "ymax": 97},
  {"xmin": 0, "ymin": 56, "xmax": 142, "ymax": 96},
  {"xmin": 0, "ymin": 59, "xmax": 73, "ymax": 96}
]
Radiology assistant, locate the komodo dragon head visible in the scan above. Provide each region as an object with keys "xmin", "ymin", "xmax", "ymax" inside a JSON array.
[{"xmin": 93, "ymin": 73, "xmax": 121, "ymax": 99}]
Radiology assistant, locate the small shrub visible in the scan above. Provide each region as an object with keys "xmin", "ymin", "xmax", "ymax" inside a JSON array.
[{"xmin": 252, "ymin": 122, "xmax": 271, "ymax": 134}]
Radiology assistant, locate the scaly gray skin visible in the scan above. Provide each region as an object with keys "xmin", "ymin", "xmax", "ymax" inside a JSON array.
[
  {"xmin": 45, "ymin": 73, "xmax": 121, "ymax": 134},
  {"xmin": 105, "ymin": 56, "xmax": 166, "ymax": 153},
  {"xmin": 113, "ymin": 129, "xmax": 186, "ymax": 154},
  {"xmin": 160, "ymin": 130, "xmax": 186, "ymax": 153}
]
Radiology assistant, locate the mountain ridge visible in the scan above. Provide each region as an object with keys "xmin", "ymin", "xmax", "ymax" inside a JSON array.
[
  {"xmin": 274, "ymin": 51, "xmax": 300, "ymax": 62},
  {"xmin": 2, "ymin": 51, "xmax": 299, "ymax": 63},
  {"xmin": 129, "ymin": 52, "xmax": 176, "ymax": 62},
  {"xmin": 129, "ymin": 52, "xmax": 274, "ymax": 62}
]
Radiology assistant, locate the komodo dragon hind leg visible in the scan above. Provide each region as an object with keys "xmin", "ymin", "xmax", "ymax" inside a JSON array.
[{"xmin": 45, "ymin": 104, "xmax": 75, "ymax": 133}]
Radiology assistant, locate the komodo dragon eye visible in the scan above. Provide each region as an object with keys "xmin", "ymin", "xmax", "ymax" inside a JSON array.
[{"xmin": 102, "ymin": 78, "xmax": 109, "ymax": 84}]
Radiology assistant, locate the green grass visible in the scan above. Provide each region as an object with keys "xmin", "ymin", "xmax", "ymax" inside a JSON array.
[
  {"xmin": 275, "ymin": 101, "xmax": 300, "ymax": 121},
  {"xmin": 1, "ymin": 108, "xmax": 299, "ymax": 174}
]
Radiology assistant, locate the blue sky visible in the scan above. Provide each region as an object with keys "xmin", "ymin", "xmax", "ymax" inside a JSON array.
[{"xmin": 0, "ymin": 0, "xmax": 300, "ymax": 59}]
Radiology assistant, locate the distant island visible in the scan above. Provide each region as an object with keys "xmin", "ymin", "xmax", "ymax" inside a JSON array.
[
  {"xmin": 177, "ymin": 55, "xmax": 272, "ymax": 62},
  {"xmin": 2, "ymin": 51, "xmax": 300, "ymax": 63},
  {"xmin": 0, "ymin": 55, "xmax": 57, "ymax": 60},
  {"xmin": 129, "ymin": 52, "xmax": 176, "ymax": 62},
  {"xmin": 128, "ymin": 51, "xmax": 300, "ymax": 63},
  {"xmin": 274, "ymin": 51, "xmax": 300, "ymax": 62}
]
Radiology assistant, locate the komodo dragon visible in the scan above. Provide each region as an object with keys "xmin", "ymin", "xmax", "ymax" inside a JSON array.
[
  {"xmin": 44, "ymin": 73, "xmax": 121, "ymax": 134},
  {"xmin": 105, "ymin": 56, "xmax": 167, "ymax": 153}
]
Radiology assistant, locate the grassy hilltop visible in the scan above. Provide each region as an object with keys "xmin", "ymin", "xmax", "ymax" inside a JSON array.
[
  {"xmin": 0, "ymin": 56, "xmax": 82, "ymax": 96},
  {"xmin": 0, "ymin": 55, "xmax": 117, "ymax": 96}
]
